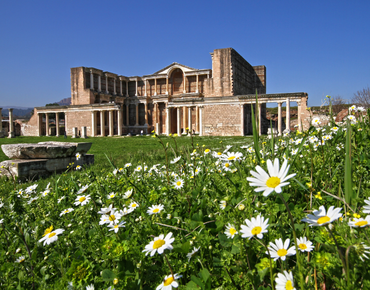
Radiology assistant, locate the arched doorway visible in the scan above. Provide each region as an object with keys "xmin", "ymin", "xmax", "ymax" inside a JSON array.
[{"xmin": 171, "ymin": 68, "xmax": 183, "ymax": 95}]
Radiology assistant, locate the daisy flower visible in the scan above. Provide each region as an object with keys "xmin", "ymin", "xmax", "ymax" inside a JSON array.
[
  {"xmin": 354, "ymin": 242, "xmax": 370, "ymax": 262},
  {"xmin": 75, "ymin": 152, "xmax": 81, "ymax": 160},
  {"xmin": 348, "ymin": 216, "xmax": 370, "ymax": 228},
  {"xmin": 225, "ymin": 223, "xmax": 238, "ymax": 239},
  {"xmin": 275, "ymin": 270, "xmax": 296, "ymax": 290},
  {"xmin": 204, "ymin": 149, "xmax": 211, "ymax": 155},
  {"xmin": 15, "ymin": 256, "xmax": 25, "ymax": 263},
  {"xmin": 134, "ymin": 165, "xmax": 143, "ymax": 172},
  {"xmin": 76, "ymin": 165, "xmax": 82, "ymax": 170},
  {"xmin": 362, "ymin": 198, "xmax": 370, "ymax": 214},
  {"xmin": 173, "ymin": 178, "xmax": 184, "ymax": 189},
  {"xmin": 98, "ymin": 204, "xmax": 115, "ymax": 215},
  {"xmin": 39, "ymin": 229, "xmax": 65, "ymax": 246},
  {"xmin": 295, "ymin": 237, "xmax": 314, "ymax": 252},
  {"xmin": 77, "ymin": 185, "xmax": 90, "ymax": 195},
  {"xmin": 108, "ymin": 221, "xmax": 126, "ymax": 233},
  {"xmin": 74, "ymin": 195, "xmax": 91, "ymax": 206},
  {"xmin": 219, "ymin": 200, "xmax": 227, "ymax": 210},
  {"xmin": 147, "ymin": 204, "xmax": 164, "ymax": 215},
  {"xmin": 301, "ymin": 205, "xmax": 342, "ymax": 226},
  {"xmin": 143, "ymin": 232, "xmax": 175, "ymax": 256},
  {"xmin": 106, "ymin": 209, "xmax": 123, "ymax": 225},
  {"xmin": 222, "ymin": 162, "xmax": 232, "ymax": 172},
  {"xmin": 125, "ymin": 163, "xmax": 132, "ymax": 168},
  {"xmin": 240, "ymin": 214, "xmax": 269, "ymax": 240},
  {"xmin": 86, "ymin": 284, "xmax": 95, "ymax": 290},
  {"xmin": 156, "ymin": 273, "xmax": 182, "ymax": 290},
  {"xmin": 312, "ymin": 117, "xmax": 321, "ymax": 126},
  {"xmin": 129, "ymin": 201, "xmax": 139, "ymax": 210},
  {"xmin": 107, "ymin": 192, "xmax": 116, "ymax": 199},
  {"xmin": 186, "ymin": 247, "xmax": 200, "ymax": 261},
  {"xmin": 57, "ymin": 196, "xmax": 65, "ymax": 203},
  {"xmin": 119, "ymin": 207, "xmax": 135, "ymax": 216},
  {"xmin": 247, "ymin": 158, "xmax": 296, "ymax": 197},
  {"xmin": 123, "ymin": 189, "xmax": 133, "ymax": 199},
  {"xmin": 222, "ymin": 151, "xmax": 243, "ymax": 161},
  {"xmin": 170, "ymin": 156, "xmax": 181, "ymax": 164},
  {"xmin": 267, "ymin": 238, "xmax": 296, "ymax": 261},
  {"xmin": 60, "ymin": 208, "xmax": 74, "ymax": 216},
  {"xmin": 28, "ymin": 197, "xmax": 38, "ymax": 204}
]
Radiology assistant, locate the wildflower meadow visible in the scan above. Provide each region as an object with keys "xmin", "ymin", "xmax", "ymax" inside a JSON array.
[{"xmin": 1, "ymin": 102, "xmax": 370, "ymax": 289}]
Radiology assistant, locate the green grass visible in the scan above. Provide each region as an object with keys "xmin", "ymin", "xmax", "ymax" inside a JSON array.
[{"xmin": 0, "ymin": 134, "xmax": 253, "ymax": 174}]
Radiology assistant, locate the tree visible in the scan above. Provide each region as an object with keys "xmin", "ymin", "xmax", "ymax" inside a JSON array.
[
  {"xmin": 352, "ymin": 87, "xmax": 370, "ymax": 108},
  {"xmin": 331, "ymin": 95, "xmax": 348, "ymax": 114}
]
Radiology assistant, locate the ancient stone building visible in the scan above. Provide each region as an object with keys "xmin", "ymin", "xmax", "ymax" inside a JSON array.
[{"xmin": 18, "ymin": 48, "xmax": 309, "ymax": 137}]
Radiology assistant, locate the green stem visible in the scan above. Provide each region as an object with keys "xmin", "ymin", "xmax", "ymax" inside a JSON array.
[
  {"xmin": 326, "ymin": 226, "xmax": 347, "ymax": 276},
  {"xmin": 254, "ymin": 237, "xmax": 275, "ymax": 290},
  {"xmin": 345, "ymin": 245, "xmax": 353, "ymax": 288},
  {"xmin": 278, "ymin": 193, "xmax": 304, "ymax": 290}
]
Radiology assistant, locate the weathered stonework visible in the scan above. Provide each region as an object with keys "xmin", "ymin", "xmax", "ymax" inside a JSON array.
[{"xmin": 17, "ymin": 48, "xmax": 308, "ymax": 137}]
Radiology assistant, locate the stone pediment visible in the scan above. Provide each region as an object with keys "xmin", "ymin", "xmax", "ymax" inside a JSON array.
[{"xmin": 152, "ymin": 62, "xmax": 198, "ymax": 76}]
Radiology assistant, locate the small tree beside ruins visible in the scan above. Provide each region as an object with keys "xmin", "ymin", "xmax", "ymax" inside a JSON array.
[{"xmin": 352, "ymin": 86, "xmax": 370, "ymax": 108}]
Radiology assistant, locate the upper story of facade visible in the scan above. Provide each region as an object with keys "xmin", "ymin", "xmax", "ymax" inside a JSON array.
[{"xmin": 70, "ymin": 47, "xmax": 266, "ymax": 105}]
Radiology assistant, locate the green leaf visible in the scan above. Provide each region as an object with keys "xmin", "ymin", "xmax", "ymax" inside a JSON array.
[
  {"xmin": 191, "ymin": 275, "xmax": 205, "ymax": 288},
  {"xmin": 102, "ymin": 269, "xmax": 116, "ymax": 282},
  {"xmin": 231, "ymin": 245, "xmax": 240, "ymax": 254},
  {"xmin": 186, "ymin": 281, "xmax": 200, "ymax": 289},
  {"xmin": 200, "ymin": 268, "xmax": 211, "ymax": 283},
  {"xmin": 219, "ymin": 233, "xmax": 232, "ymax": 248}
]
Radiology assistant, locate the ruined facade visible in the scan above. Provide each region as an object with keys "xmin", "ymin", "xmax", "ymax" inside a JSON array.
[{"xmin": 13, "ymin": 48, "xmax": 309, "ymax": 138}]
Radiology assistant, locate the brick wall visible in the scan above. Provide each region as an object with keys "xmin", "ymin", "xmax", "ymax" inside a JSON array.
[
  {"xmin": 202, "ymin": 104, "xmax": 242, "ymax": 136},
  {"xmin": 65, "ymin": 111, "xmax": 92, "ymax": 136},
  {"xmin": 70, "ymin": 68, "xmax": 95, "ymax": 105}
]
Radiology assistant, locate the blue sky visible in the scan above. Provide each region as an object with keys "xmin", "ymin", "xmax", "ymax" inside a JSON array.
[{"xmin": 1, "ymin": 0, "xmax": 369, "ymax": 108}]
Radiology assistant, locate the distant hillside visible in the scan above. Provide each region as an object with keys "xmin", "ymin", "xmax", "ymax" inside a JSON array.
[
  {"xmin": 58, "ymin": 98, "xmax": 71, "ymax": 106},
  {"xmin": 1, "ymin": 108, "xmax": 33, "ymax": 118}
]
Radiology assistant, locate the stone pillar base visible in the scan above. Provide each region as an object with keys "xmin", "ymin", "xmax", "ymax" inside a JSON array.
[{"xmin": 8, "ymin": 132, "xmax": 15, "ymax": 138}]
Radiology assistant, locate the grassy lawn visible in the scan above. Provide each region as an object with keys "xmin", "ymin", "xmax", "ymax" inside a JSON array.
[{"xmin": 0, "ymin": 135, "xmax": 253, "ymax": 170}]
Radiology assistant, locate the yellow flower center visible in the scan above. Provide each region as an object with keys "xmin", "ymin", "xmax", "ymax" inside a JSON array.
[
  {"xmin": 228, "ymin": 156, "xmax": 236, "ymax": 160},
  {"xmin": 79, "ymin": 196, "xmax": 86, "ymax": 203},
  {"xmin": 277, "ymin": 249, "xmax": 287, "ymax": 257},
  {"xmin": 355, "ymin": 220, "xmax": 368, "ymax": 227},
  {"xmin": 205, "ymin": 149, "xmax": 210, "ymax": 153},
  {"xmin": 317, "ymin": 216, "xmax": 330, "ymax": 224},
  {"xmin": 225, "ymin": 163, "xmax": 230, "ymax": 168},
  {"xmin": 109, "ymin": 215, "xmax": 116, "ymax": 221},
  {"xmin": 43, "ymin": 225, "xmax": 53, "ymax": 236},
  {"xmin": 176, "ymin": 181, "xmax": 181, "ymax": 186},
  {"xmin": 285, "ymin": 280, "xmax": 294, "ymax": 290},
  {"xmin": 266, "ymin": 177, "xmax": 280, "ymax": 188},
  {"xmin": 132, "ymin": 204, "xmax": 137, "ymax": 208},
  {"xmin": 299, "ymin": 243, "xmax": 307, "ymax": 250},
  {"xmin": 229, "ymin": 228, "xmax": 237, "ymax": 236},
  {"xmin": 153, "ymin": 208, "xmax": 160, "ymax": 213},
  {"xmin": 48, "ymin": 232, "xmax": 56, "ymax": 238},
  {"xmin": 217, "ymin": 152, "xmax": 222, "ymax": 155},
  {"xmin": 153, "ymin": 239, "xmax": 165, "ymax": 249},
  {"xmin": 164, "ymin": 276, "xmax": 174, "ymax": 286},
  {"xmin": 114, "ymin": 225, "xmax": 119, "ymax": 228},
  {"xmin": 251, "ymin": 226, "xmax": 262, "ymax": 235}
]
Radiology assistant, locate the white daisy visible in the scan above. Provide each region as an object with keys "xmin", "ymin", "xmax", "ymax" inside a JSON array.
[
  {"xmin": 143, "ymin": 232, "xmax": 175, "ymax": 256},
  {"xmin": 204, "ymin": 149, "xmax": 211, "ymax": 155},
  {"xmin": 98, "ymin": 204, "xmax": 115, "ymax": 215},
  {"xmin": 15, "ymin": 256, "xmax": 25, "ymax": 263},
  {"xmin": 222, "ymin": 162, "xmax": 232, "ymax": 172},
  {"xmin": 156, "ymin": 273, "xmax": 182, "ymax": 290},
  {"xmin": 295, "ymin": 236, "xmax": 314, "ymax": 252},
  {"xmin": 74, "ymin": 195, "xmax": 91, "ymax": 206},
  {"xmin": 170, "ymin": 156, "xmax": 181, "ymax": 164},
  {"xmin": 247, "ymin": 158, "xmax": 296, "ymax": 197},
  {"xmin": 125, "ymin": 163, "xmax": 132, "ymax": 168},
  {"xmin": 39, "ymin": 229, "xmax": 65, "ymax": 246},
  {"xmin": 362, "ymin": 198, "xmax": 370, "ymax": 214},
  {"xmin": 60, "ymin": 208, "xmax": 74, "ymax": 216},
  {"xmin": 108, "ymin": 221, "xmax": 126, "ymax": 233},
  {"xmin": 123, "ymin": 189, "xmax": 133, "ymax": 199},
  {"xmin": 57, "ymin": 196, "xmax": 65, "ymax": 203},
  {"xmin": 186, "ymin": 247, "xmax": 200, "ymax": 261},
  {"xmin": 348, "ymin": 216, "xmax": 370, "ymax": 228},
  {"xmin": 275, "ymin": 270, "xmax": 296, "ymax": 290},
  {"xmin": 119, "ymin": 207, "xmax": 135, "ymax": 216},
  {"xmin": 134, "ymin": 165, "xmax": 143, "ymax": 172},
  {"xmin": 173, "ymin": 178, "xmax": 184, "ymax": 189},
  {"xmin": 107, "ymin": 192, "xmax": 116, "ymax": 199},
  {"xmin": 129, "ymin": 201, "xmax": 139, "ymax": 210},
  {"xmin": 105, "ymin": 209, "xmax": 123, "ymax": 225},
  {"xmin": 219, "ymin": 200, "xmax": 227, "ymax": 210},
  {"xmin": 301, "ymin": 205, "xmax": 342, "ymax": 226},
  {"xmin": 27, "ymin": 197, "xmax": 38, "ymax": 204},
  {"xmin": 75, "ymin": 152, "xmax": 81, "ymax": 160},
  {"xmin": 267, "ymin": 238, "xmax": 296, "ymax": 261},
  {"xmin": 240, "ymin": 214, "xmax": 269, "ymax": 240},
  {"xmin": 147, "ymin": 204, "xmax": 164, "ymax": 215},
  {"xmin": 312, "ymin": 117, "xmax": 321, "ymax": 126},
  {"xmin": 354, "ymin": 242, "xmax": 370, "ymax": 262},
  {"xmin": 77, "ymin": 185, "xmax": 90, "ymax": 195},
  {"xmin": 86, "ymin": 284, "xmax": 94, "ymax": 290},
  {"xmin": 222, "ymin": 151, "xmax": 243, "ymax": 162},
  {"xmin": 76, "ymin": 165, "xmax": 82, "ymax": 170},
  {"xmin": 225, "ymin": 223, "xmax": 238, "ymax": 239}
]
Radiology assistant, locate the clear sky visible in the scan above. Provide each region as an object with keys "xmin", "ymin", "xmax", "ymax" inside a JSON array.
[{"xmin": 1, "ymin": 0, "xmax": 369, "ymax": 108}]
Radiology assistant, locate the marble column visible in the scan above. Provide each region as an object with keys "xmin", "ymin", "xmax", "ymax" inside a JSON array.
[
  {"xmin": 278, "ymin": 102, "xmax": 282, "ymax": 136},
  {"xmin": 196, "ymin": 74, "xmax": 199, "ymax": 93},
  {"xmin": 286, "ymin": 98, "xmax": 291, "ymax": 132},
  {"xmin": 240, "ymin": 105, "xmax": 244, "ymax": 136},
  {"xmin": 118, "ymin": 108, "xmax": 123, "ymax": 135},
  {"xmin": 135, "ymin": 79, "xmax": 138, "ymax": 96},
  {"xmin": 144, "ymin": 79, "xmax": 147, "ymax": 96},
  {"xmin": 188, "ymin": 107, "xmax": 192, "ymax": 134},
  {"xmin": 105, "ymin": 75, "xmax": 109, "ymax": 94},
  {"xmin": 0, "ymin": 108, "xmax": 2, "ymax": 135},
  {"xmin": 165, "ymin": 77, "xmax": 169, "ymax": 94},
  {"xmin": 199, "ymin": 106, "xmax": 203, "ymax": 136},
  {"xmin": 166, "ymin": 107, "xmax": 171, "ymax": 135},
  {"xmin": 155, "ymin": 103, "xmax": 159, "ymax": 133},
  {"xmin": 38, "ymin": 113, "xmax": 43, "ymax": 136},
  {"xmin": 183, "ymin": 107, "xmax": 187, "ymax": 131},
  {"xmin": 135, "ymin": 104, "xmax": 139, "ymax": 126},
  {"xmin": 100, "ymin": 111, "xmax": 106, "ymax": 136},
  {"xmin": 154, "ymin": 78, "xmax": 157, "ymax": 96},
  {"xmin": 55, "ymin": 113, "xmax": 60, "ymax": 136},
  {"xmin": 8, "ymin": 108, "xmax": 14, "ymax": 138},
  {"xmin": 90, "ymin": 70, "xmax": 94, "ymax": 90},
  {"xmin": 195, "ymin": 106, "xmax": 199, "ymax": 134},
  {"xmin": 144, "ymin": 103, "xmax": 148, "ymax": 125},
  {"xmin": 91, "ymin": 111, "xmax": 96, "ymax": 137},
  {"xmin": 183, "ymin": 73, "xmax": 186, "ymax": 93},
  {"xmin": 126, "ymin": 104, "xmax": 129, "ymax": 126},
  {"xmin": 109, "ymin": 110, "xmax": 114, "ymax": 136},
  {"xmin": 177, "ymin": 107, "xmax": 181, "ymax": 135},
  {"xmin": 297, "ymin": 101, "xmax": 302, "ymax": 131},
  {"xmin": 45, "ymin": 113, "xmax": 50, "ymax": 137}
]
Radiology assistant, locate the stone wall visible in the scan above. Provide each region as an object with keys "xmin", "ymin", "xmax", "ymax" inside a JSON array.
[
  {"xmin": 71, "ymin": 68, "xmax": 95, "ymax": 105},
  {"xmin": 202, "ymin": 104, "xmax": 242, "ymax": 136},
  {"xmin": 65, "ymin": 110, "xmax": 92, "ymax": 136}
]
